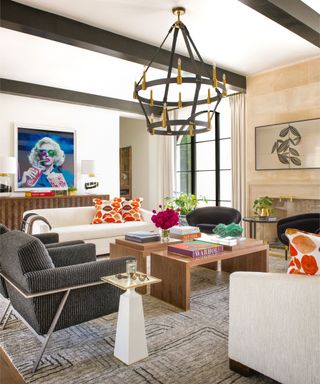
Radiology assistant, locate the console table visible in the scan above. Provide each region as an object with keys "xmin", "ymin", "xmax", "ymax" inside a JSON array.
[{"xmin": 0, "ymin": 194, "xmax": 109, "ymax": 230}]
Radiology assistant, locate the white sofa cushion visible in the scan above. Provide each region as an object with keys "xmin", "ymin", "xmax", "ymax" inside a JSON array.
[
  {"xmin": 26, "ymin": 206, "xmax": 96, "ymax": 228},
  {"xmin": 229, "ymin": 272, "xmax": 320, "ymax": 384},
  {"xmin": 54, "ymin": 221, "xmax": 155, "ymax": 242}
]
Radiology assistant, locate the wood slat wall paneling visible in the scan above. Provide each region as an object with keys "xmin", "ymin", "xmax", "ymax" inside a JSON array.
[{"xmin": 0, "ymin": 194, "xmax": 109, "ymax": 229}]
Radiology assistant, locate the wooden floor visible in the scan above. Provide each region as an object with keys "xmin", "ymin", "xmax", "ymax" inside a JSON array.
[{"xmin": 0, "ymin": 348, "xmax": 25, "ymax": 384}]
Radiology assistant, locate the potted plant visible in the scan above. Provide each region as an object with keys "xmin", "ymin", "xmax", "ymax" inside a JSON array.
[
  {"xmin": 253, "ymin": 196, "xmax": 274, "ymax": 217},
  {"xmin": 164, "ymin": 193, "xmax": 208, "ymax": 225},
  {"xmin": 68, "ymin": 185, "xmax": 77, "ymax": 196}
]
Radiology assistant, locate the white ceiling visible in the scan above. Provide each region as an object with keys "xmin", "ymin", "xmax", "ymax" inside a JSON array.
[
  {"xmin": 12, "ymin": 0, "xmax": 319, "ymax": 75},
  {"xmin": 0, "ymin": 27, "xmax": 222, "ymax": 103},
  {"xmin": 0, "ymin": 0, "xmax": 318, "ymax": 106}
]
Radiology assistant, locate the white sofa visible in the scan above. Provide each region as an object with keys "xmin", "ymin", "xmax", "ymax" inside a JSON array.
[
  {"xmin": 24, "ymin": 206, "xmax": 155, "ymax": 255},
  {"xmin": 229, "ymin": 272, "xmax": 320, "ymax": 384}
]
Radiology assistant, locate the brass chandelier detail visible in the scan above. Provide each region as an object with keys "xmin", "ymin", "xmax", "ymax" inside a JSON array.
[{"xmin": 134, "ymin": 7, "xmax": 228, "ymax": 136}]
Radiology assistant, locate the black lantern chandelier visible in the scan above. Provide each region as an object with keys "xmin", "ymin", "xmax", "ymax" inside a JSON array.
[{"xmin": 134, "ymin": 7, "xmax": 228, "ymax": 136}]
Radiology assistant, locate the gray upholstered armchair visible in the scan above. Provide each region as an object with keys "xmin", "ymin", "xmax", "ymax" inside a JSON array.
[
  {"xmin": 0, "ymin": 223, "xmax": 90, "ymax": 325},
  {"xmin": 0, "ymin": 230, "xmax": 133, "ymax": 372}
]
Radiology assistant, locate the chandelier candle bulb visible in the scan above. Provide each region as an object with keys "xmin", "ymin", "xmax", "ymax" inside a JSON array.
[
  {"xmin": 222, "ymin": 73, "xmax": 227, "ymax": 96},
  {"xmin": 177, "ymin": 58, "xmax": 182, "ymax": 84},
  {"xmin": 207, "ymin": 88, "xmax": 211, "ymax": 104},
  {"xmin": 178, "ymin": 92, "xmax": 182, "ymax": 108},
  {"xmin": 213, "ymin": 64, "xmax": 218, "ymax": 88},
  {"xmin": 142, "ymin": 66, "xmax": 147, "ymax": 90},
  {"xmin": 188, "ymin": 124, "xmax": 194, "ymax": 137},
  {"xmin": 162, "ymin": 103, "xmax": 167, "ymax": 128},
  {"xmin": 133, "ymin": 81, "xmax": 137, "ymax": 99},
  {"xmin": 150, "ymin": 113, "xmax": 154, "ymax": 123},
  {"xmin": 150, "ymin": 89, "xmax": 154, "ymax": 106}
]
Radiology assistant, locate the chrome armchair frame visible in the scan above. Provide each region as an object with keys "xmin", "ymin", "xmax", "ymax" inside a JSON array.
[{"xmin": 0, "ymin": 272, "xmax": 107, "ymax": 372}]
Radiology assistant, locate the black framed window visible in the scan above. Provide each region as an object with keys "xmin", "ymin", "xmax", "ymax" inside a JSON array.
[{"xmin": 175, "ymin": 100, "xmax": 232, "ymax": 207}]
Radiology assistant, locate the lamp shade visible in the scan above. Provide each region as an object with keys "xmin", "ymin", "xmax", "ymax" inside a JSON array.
[
  {"xmin": 0, "ymin": 156, "xmax": 16, "ymax": 174},
  {"xmin": 81, "ymin": 160, "xmax": 96, "ymax": 175}
]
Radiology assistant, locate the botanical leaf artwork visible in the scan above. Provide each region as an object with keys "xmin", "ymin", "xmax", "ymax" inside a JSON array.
[{"xmin": 271, "ymin": 125, "xmax": 302, "ymax": 166}]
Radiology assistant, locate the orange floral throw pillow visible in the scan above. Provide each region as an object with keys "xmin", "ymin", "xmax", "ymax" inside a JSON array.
[
  {"xmin": 92, "ymin": 198, "xmax": 123, "ymax": 224},
  {"xmin": 121, "ymin": 198, "xmax": 143, "ymax": 222},
  {"xmin": 286, "ymin": 229, "xmax": 320, "ymax": 275}
]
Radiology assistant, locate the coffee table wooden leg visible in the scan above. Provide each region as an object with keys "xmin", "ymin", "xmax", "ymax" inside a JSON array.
[
  {"xmin": 150, "ymin": 253, "xmax": 190, "ymax": 311},
  {"xmin": 221, "ymin": 249, "xmax": 269, "ymax": 273}
]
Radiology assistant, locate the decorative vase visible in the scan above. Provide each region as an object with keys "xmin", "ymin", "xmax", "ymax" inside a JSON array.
[
  {"xmin": 161, "ymin": 229, "xmax": 170, "ymax": 242},
  {"xmin": 259, "ymin": 208, "xmax": 270, "ymax": 217},
  {"xmin": 179, "ymin": 215, "xmax": 188, "ymax": 226}
]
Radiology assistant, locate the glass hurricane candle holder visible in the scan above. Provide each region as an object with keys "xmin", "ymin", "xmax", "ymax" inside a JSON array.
[{"xmin": 126, "ymin": 259, "xmax": 137, "ymax": 278}]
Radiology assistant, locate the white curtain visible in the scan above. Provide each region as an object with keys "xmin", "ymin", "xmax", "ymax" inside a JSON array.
[
  {"xmin": 156, "ymin": 135, "xmax": 175, "ymax": 206},
  {"xmin": 229, "ymin": 93, "xmax": 246, "ymax": 216}
]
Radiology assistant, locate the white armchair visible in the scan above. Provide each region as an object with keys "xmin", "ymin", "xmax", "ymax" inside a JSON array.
[{"xmin": 229, "ymin": 272, "xmax": 320, "ymax": 384}]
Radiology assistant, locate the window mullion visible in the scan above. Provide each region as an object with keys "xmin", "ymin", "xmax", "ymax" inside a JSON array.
[{"xmin": 215, "ymin": 112, "xmax": 220, "ymax": 206}]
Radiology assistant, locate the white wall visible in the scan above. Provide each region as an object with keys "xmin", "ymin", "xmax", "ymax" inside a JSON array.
[
  {"xmin": 120, "ymin": 117, "xmax": 160, "ymax": 211},
  {"xmin": 0, "ymin": 94, "xmax": 120, "ymax": 197}
]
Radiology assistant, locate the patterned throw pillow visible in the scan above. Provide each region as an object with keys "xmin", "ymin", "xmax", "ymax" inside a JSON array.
[
  {"xmin": 92, "ymin": 198, "xmax": 123, "ymax": 224},
  {"xmin": 121, "ymin": 198, "xmax": 143, "ymax": 222},
  {"xmin": 286, "ymin": 229, "xmax": 320, "ymax": 275}
]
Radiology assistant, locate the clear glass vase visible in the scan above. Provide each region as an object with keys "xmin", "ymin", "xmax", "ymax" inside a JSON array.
[{"xmin": 161, "ymin": 229, "xmax": 170, "ymax": 242}]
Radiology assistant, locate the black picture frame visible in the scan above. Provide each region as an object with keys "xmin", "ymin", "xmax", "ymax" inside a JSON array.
[{"xmin": 255, "ymin": 117, "xmax": 320, "ymax": 171}]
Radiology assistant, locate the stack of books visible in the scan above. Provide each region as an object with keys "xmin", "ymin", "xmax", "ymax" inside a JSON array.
[
  {"xmin": 169, "ymin": 225, "xmax": 200, "ymax": 241},
  {"xmin": 200, "ymin": 233, "xmax": 241, "ymax": 246},
  {"xmin": 168, "ymin": 240, "xmax": 223, "ymax": 258},
  {"xmin": 125, "ymin": 231, "xmax": 161, "ymax": 243},
  {"xmin": 25, "ymin": 191, "xmax": 56, "ymax": 197}
]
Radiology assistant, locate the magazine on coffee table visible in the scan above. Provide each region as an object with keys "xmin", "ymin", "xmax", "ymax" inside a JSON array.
[{"xmin": 125, "ymin": 231, "xmax": 161, "ymax": 243}]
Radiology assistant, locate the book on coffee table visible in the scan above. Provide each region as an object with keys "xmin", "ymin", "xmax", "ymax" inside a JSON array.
[
  {"xmin": 170, "ymin": 226, "xmax": 200, "ymax": 235},
  {"xmin": 125, "ymin": 231, "xmax": 161, "ymax": 243},
  {"xmin": 200, "ymin": 233, "xmax": 245, "ymax": 246},
  {"xmin": 170, "ymin": 232, "xmax": 201, "ymax": 241},
  {"xmin": 168, "ymin": 240, "xmax": 223, "ymax": 258}
]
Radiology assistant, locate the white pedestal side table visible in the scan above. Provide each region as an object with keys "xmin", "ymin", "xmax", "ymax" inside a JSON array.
[{"xmin": 101, "ymin": 273, "xmax": 161, "ymax": 365}]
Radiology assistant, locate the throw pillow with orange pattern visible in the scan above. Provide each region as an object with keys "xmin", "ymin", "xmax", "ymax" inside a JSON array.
[
  {"xmin": 121, "ymin": 198, "xmax": 143, "ymax": 222},
  {"xmin": 92, "ymin": 198, "xmax": 123, "ymax": 224},
  {"xmin": 286, "ymin": 229, "xmax": 320, "ymax": 275}
]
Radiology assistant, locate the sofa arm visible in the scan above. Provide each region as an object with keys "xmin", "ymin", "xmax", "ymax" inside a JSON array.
[
  {"xmin": 47, "ymin": 243, "xmax": 96, "ymax": 267},
  {"xmin": 45, "ymin": 240, "xmax": 84, "ymax": 249},
  {"xmin": 140, "ymin": 208, "xmax": 153, "ymax": 224},
  {"xmin": 229, "ymin": 272, "xmax": 320, "ymax": 384},
  {"xmin": 33, "ymin": 232, "xmax": 59, "ymax": 244},
  {"xmin": 24, "ymin": 256, "xmax": 135, "ymax": 293}
]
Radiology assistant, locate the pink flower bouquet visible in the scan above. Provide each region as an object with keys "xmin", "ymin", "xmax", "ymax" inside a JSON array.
[{"xmin": 151, "ymin": 206, "xmax": 179, "ymax": 230}]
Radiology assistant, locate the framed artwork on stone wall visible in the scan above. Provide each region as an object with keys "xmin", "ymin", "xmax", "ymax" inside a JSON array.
[
  {"xmin": 14, "ymin": 123, "xmax": 76, "ymax": 191},
  {"xmin": 255, "ymin": 117, "xmax": 320, "ymax": 170}
]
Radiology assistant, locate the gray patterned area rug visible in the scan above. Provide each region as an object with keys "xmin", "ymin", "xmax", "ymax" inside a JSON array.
[{"xmin": 0, "ymin": 257, "xmax": 286, "ymax": 384}]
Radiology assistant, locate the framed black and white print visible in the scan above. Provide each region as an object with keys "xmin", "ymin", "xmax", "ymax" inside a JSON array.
[{"xmin": 255, "ymin": 118, "xmax": 320, "ymax": 170}]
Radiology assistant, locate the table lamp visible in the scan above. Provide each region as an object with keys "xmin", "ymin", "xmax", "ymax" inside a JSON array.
[
  {"xmin": 81, "ymin": 160, "xmax": 99, "ymax": 193},
  {"xmin": 0, "ymin": 156, "xmax": 16, "ymax": 196}
]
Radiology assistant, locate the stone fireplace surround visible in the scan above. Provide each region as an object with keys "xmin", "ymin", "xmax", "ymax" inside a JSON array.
[{"xmin": 247, "ymin": 182, "xmax": 320, "ymax": 242}]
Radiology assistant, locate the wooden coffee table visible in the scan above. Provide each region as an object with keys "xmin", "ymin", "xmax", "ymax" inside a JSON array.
[
  {"xmin": 109, "ymin": 237, "xmax": 181, "ymax": 293},
  {"xmin": 150, "ymin": 238, "xmax": 269, "ymax": 311}
]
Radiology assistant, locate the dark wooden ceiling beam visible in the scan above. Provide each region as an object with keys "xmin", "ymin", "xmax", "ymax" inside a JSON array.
[
  {"xmin": 0, "ymin": 78, "xmax": 162, "ymax": 115},
  {"xmin": 0, "ymin": 0, "xmax": 246, "ymax": 92},
  {"xmin": 238, "ymin": 0, "xmax": 320, "ymax": 47}
]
